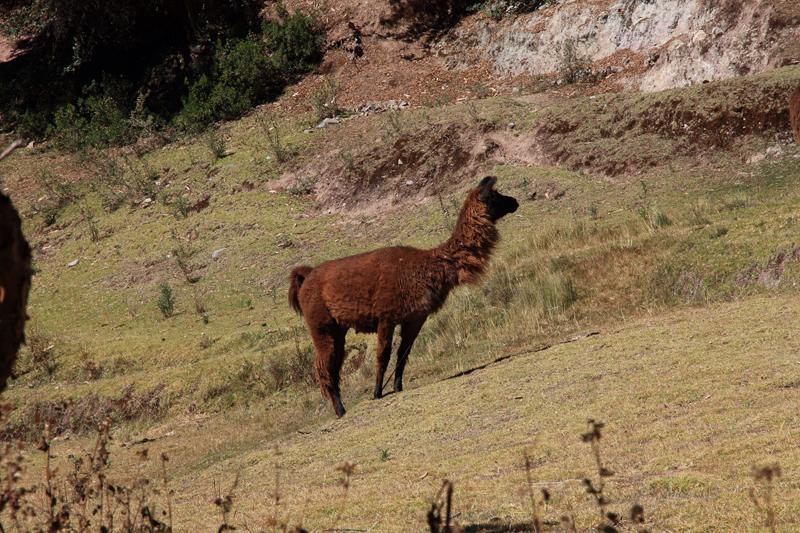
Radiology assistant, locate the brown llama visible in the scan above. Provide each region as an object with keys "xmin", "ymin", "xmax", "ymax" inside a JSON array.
[
  {"xmin": 288, "ymin": 176, "xmax": 518, "ymax": 417},
  {"xmin": 791, "ymin": 86, "xmax": 800, "ymax": 145},
  {"xmin": 0, "ymin": 193, "xmax": 32, "ymax": 393}
]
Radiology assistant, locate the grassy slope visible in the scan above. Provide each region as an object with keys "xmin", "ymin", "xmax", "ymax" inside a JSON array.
[
  {"xmin": 1, "ymin": 67, "xmax": 800, "ymax": 529},
  {"xmin": 165, "ymin": 294, "xmax": 800, "ymax": 531}
]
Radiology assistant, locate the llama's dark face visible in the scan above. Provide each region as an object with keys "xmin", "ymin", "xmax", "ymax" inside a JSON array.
[{"xmin": 478, "ymin": 176, "xmax": 519, "ymax": 222}]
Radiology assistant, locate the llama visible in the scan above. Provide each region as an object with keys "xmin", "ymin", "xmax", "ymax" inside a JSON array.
[
  {"xmin": 0, "ymin": 193, "xmax": 32, "ymax": 393},
  {"xmin": 288, "ymin": 176, "xmax": 518, "ymax": 417}
]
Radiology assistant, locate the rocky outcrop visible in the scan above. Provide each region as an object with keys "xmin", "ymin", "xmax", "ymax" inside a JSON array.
[
  {"xmin": 791, "ymin": 86, "xmax": 800, "ymax": 144},
  {"xmin": 0, "ymin": 193, "xmax": 31, "ymax": 393},
  {"xmin": 443, "ymin": 0, "xmax": 800, "ymax": 92}
]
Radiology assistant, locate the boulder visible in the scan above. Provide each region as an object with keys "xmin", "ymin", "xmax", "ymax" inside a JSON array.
[{"xmin": 0, "ymin": 193, "xmax": 32, "ymax": 392}]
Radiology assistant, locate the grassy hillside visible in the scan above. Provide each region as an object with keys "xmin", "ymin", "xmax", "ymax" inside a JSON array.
[{"xmin": 1, "ymin": 66, "xmax": 799, "ymax": 529}]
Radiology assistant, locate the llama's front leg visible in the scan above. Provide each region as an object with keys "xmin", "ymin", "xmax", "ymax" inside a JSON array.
[
  {"xmin": 373, "ymin": 321, "xmax": 395, "ymax": 399},
  {"xmin": 394, "ymin": 318, "xmax": 426, "ymax": 393}
]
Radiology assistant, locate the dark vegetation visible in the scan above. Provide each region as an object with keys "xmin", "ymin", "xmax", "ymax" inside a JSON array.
[{"xmin": 0, "ymin": 0, "xmax": 322, "ymax": 145}]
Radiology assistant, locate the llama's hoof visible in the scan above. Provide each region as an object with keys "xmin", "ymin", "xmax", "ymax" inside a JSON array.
[
  {"xmin": 393, "ymin": 382, "xmax": 403, "ymax": 393},
  {"xmin": 334, "ymin": 397, "xmax": 346, "ymax": 418},
  {"xmin": 372, "ymin": 391, "xmax": 383, "ymax": 400}
]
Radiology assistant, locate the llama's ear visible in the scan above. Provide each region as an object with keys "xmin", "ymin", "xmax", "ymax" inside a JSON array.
[{"xmin": 478, "ymin": 176, "xmax": 497, "ymax": 190}]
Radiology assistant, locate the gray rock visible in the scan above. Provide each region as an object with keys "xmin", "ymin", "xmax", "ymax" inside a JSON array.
[
  {"xmin": 316, "ymin": 117, "xmax": 341, "ymax": 129},
  {"xmin": 67, "ymin": 259, "xmax": 79, "ymax": 268},
  {"xmin": 211, "ymin": 248, "xmax": 226, "ymax": 260},
  {"xmin": 765, "ymin": 145, "xmax": 784, "ymax": 159}
]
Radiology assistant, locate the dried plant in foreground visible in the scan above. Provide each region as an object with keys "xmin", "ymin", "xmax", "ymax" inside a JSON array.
[
  {"xmin": 523, "ymin": 450, "xmax": 549, "ymax": 532},
  {"xmin": 580, "ymin": 419, "xmax": 649, "ymax": 533},
  {"xmin": 427, "ymin": 480, "xmax": 463, "ymax": 533},
  {"xmin": 749, "ymin": 463, "xmax": 781, "ymax": 533}
]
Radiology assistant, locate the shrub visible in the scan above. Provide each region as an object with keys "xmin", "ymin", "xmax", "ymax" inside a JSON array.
[
  {"xmin": 205, "ymin": 129, "xmax": 228, "ymax": 160},
  {"xmin": 259, "ymin": 113, "xmax": 292, "ymax": 163},
  {"xmin": 157, "ymin": 283, "xmax": 175, "ymax": 318},
  {"xmin": 263, "ymin": 4, "xmax": 323, "ymax": 75},
  {"xmin": 47, "ymin": 80, "xmax": 134, "ymax": 151},
  {"xmin": 177, "ymin": 37, "xmax": 278, "ymax": 132},
  {"xmin": 310, "ymin": 78, "xmax": 340, "ymax": 121}
]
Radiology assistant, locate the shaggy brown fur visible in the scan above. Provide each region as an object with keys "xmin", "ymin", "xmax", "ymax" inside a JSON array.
[
  {"xmin": 791, "ymin": 87, "xmax": 800, "ymax": 145},
  {"xmin": 0, "ymin": 193, "xmax": 32, "ymax": 392},
  {"xmin": 289, "ymin": 177, "xmax": 518, "ymax": 417}
]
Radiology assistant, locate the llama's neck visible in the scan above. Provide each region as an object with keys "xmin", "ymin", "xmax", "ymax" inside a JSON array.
[{"xmin": 434, "ymin": 198, "xmax": 499, "ymax": 286}]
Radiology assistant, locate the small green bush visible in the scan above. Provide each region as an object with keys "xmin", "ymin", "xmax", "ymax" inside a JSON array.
[
  {"xmin": 177, "ymin": 37, "xmax": 278, "ymax": 132},
  {"xmin": 47, "ymin": 80, "xmax": 134, "ymax": 151},
  {"xmin": 157, "ymin": 283, "xmax": 175, "ymax": 318},
  {"xmin": 309, "ymin": 78, "xmax": 340, "ymax": 121},
  {"xmin": 205, "ymin": 129, "xmax": 228, "ymax": 160},
  {"xmin": 263, "ymin": 4, "xmax": 322, "ymax": 75}
]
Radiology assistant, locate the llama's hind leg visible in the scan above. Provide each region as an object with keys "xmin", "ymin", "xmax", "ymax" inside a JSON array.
[
  {"xmin": 373, "ymin": 321, "xmax": 395, "ymax": 399},
  {"xmin": 312, "ymin": 328, "xmax": 347, "ymax": 417},
  {"xmin": 394, "ymin": 318, "xmax": 426, "ymax": 393}
]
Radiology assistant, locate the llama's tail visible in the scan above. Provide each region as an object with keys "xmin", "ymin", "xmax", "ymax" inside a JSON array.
[{"xmin": 288, "ymin": 265, "xmax": 313, "ymax": 315}]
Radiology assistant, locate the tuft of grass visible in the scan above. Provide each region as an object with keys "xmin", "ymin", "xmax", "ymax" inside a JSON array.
[
  {"xmin": 206, "ymin": 130, "xmax": 227, "ymax": 160},
  {"xmin": 157, "ymin": 283, "xmax": 176, "ymax": 318},
  {"xmin": 79, "ymin": 203, "xmax": 101, "ymax": 242},
  {"xmin": 310, "ymin": 79, "xmax": 340, "ymax": 122},
  {"xmin": 260, "ymin": 113, "xmax": 292, "ymax": 163},
  {"xmin": 169, "ymin": 196, "xmax": 189, "ymax": 219}
]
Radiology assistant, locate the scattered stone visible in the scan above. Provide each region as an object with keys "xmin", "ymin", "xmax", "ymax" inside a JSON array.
[
  {"xmin": 211, "ymin": 248, "xmax": 225, "ymax": 260},
  {"xmin": 141, "ymin": 197, "xmax": 153, "ymax": 208},
  {"xmin": 692, "ymin": 30, "xmax": 708, "ymax": 44},
  {"xmin": 350, "ymin": 100, "xmax": 410, "ymax": 116},
  {"xmin": 747, "ymin": 153, "xmax": 766, "ymax": 165},
  {"xmin": 316, "ymin": 117, "xmax": 341, "ymax": 129},
  {"xmin": 508, "ymin": 122, "xmax": 516, "ymax": 130},
  {"xmin": 222, "ymin": 148, "xmax": 236, "ymax": 158},
  {"xmin": 67, "ymin": 259, "xmax": 79, "ymax": 268},
  {"xmin": 765, "ymin": 145, "xmax": 784, "ymax": 159},
  {"xmin": 405, "ymin": 180, "xmax": 414, "ymax": 186}
]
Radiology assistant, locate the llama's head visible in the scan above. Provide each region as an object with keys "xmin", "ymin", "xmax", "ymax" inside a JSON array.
[{"xmin": 477, "ymin": 176, "xmax": 518, "ymax": 222}]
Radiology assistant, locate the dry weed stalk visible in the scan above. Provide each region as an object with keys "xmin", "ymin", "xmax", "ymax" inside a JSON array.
[
  {"xmin": 214, "ymin": 473, "xmax": 240, "ymax": 532},
  {"xmin": 522, "ymin": 450, "xmax": 549, "ymax": 532},
  {"xmin": 328, "ymin": 461, "xmax": 356, "ymax": 531},
  {"xmin": 581, "ymin": 419, "xmax": 615, "ymax": 527},
  {"xmin": 749, "ymin": 463, "xmax": 781, "ymax": 533},
  {"xmin": 427, "ymin": 480, "xmax": 462, "ymax": 533},
  {"xmin": 580, "ymin": 419, "xmax": 649, "ymax": 533}
]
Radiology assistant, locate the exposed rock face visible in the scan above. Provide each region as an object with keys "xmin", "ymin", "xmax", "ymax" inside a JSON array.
[
  {"xmin": 0, "ymin": 193, "xmax": 31, "ymax": 393},
  {"xmin": 791, "ymin": 86, "xmax": 800, "ymax": 144},
  {"xmin": 444, "ymin": 0, "xmax": 800, "ymax": 91}
]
